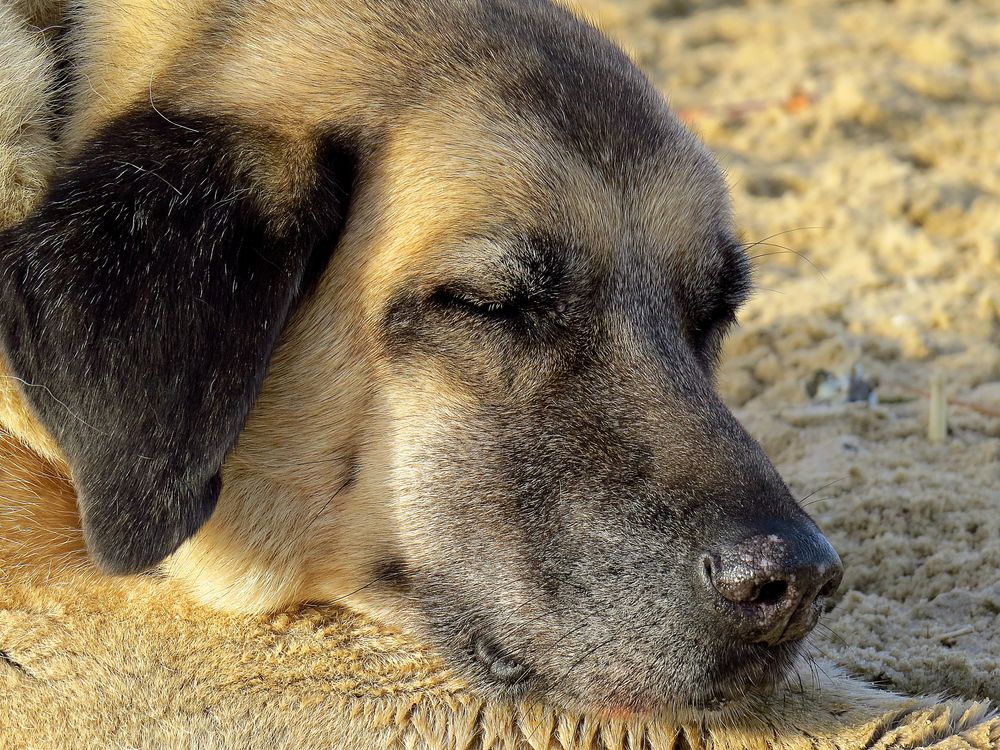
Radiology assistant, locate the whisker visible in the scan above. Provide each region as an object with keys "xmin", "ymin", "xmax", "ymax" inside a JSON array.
[
  {"xmin": 0, "ymin": 375, "xmax": 108, "ymax": 435},
  {"xmin": 748, "ymin": 246, "xmax": 828, "ymax": 281},
  {"xmin": 740, "ymin": 226, "xmax": 828, "ymax": 282},
  {"xmin": 797, "ymin": 476, "xmax": 848, "ymax": 505},
  {"xmin": 814, "ymin": 622, "xmax": 849, "ymax": 648},
  {"xmin": 739, "ymin": 226, "xmax": 827, "ymax": 249}
]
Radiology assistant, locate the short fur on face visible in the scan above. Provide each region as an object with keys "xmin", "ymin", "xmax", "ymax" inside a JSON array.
[{"xmin": 0, "ymin": 0, "xmax": 837, "ymax": 713}]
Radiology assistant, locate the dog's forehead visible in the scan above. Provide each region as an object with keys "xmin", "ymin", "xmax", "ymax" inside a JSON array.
[
  {"xmin": 170, "ymin": 0, "xmax": 733, "ymax": 295},
  {"xmin": 357, "ymin": 96, "xmax": 733, "ymax": 299}
]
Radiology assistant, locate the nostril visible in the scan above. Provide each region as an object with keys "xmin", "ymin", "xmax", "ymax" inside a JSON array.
[
  {"xmin": 701, "ymin": 552, "xmax": 765, "ymax": 606},
  {"xmin": 701, "ymin": 550, "xmax": 792, "ymax": 609},
  {"xmin": 818, "ymin": 577, "xmax": 838, "ymax": 599},
  {"xmin": 702, "ymin": 555, "xmax": 715, "ymax": 583},
  {"xmin": 752, "ymin": 579, "xmax": 788, "ymax": 606},
  {"xmin": 816, "ymin": 560, "xmax": 844, "ymax": 601}
]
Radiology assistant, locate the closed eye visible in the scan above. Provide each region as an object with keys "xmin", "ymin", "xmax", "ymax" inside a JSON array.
[
  {"xmin": 428, "ymin": 287, "xmax": 525, "ymax": 322},
  {"xmin": 685, "ymin": 234, "xmax": 753, "ymax": 364},
  {"xmin": 692, "ymin": 302, "xmax": 739, "ymax": 338}
]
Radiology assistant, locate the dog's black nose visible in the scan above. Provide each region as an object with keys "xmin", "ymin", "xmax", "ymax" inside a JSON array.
[{"xmin": 701, "ymin": 526, "xmax": 843, "ymax": 645}]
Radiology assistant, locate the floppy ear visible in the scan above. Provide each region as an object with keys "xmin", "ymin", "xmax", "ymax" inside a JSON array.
[{"xmin": 0, "ymin": 107, "xmax": 355, "ymax": 574}]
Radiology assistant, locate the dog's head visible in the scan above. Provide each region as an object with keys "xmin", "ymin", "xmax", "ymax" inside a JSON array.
[{"xmin": 0, "ymin": 0, "xmax": 841, "ymax": 714}]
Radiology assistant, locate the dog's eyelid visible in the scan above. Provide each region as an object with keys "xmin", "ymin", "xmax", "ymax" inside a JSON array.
[
  {"xmin": 428, "ymin": 286, "xmax": 524, "ymax": 317},
  {"xmin": 717, "ymin": 235, "xmax": 753, "ymax": 302},
  {"xmin": 431, "ymin": 281, "xmax": 511, "ymax": 303},
  {"xmin": 689, "ymin": 249, "xmax": 750, "ymax": 338}
]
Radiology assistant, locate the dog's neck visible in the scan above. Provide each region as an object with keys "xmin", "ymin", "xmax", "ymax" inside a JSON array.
[
  {"xmin": 0, "ymin": 356, "xmax": 85, "ymax": 568},
  {"xmin": 0, "ymin": 355, "xmax": 65, "ymax": 466}
]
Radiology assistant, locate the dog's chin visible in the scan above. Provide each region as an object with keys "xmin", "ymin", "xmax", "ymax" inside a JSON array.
[{"xmin": 685, "ymin": 641, "xmax": 801, "ymax": 711}]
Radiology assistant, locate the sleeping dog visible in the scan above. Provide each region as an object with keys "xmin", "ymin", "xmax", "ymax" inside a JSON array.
[{"xmin": 0, "ymin": 0, "xmax": 842, "ymax": 714}]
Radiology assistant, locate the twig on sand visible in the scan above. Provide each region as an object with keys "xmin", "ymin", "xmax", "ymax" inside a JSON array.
[
  {"xmin": 938, "ymin": 625, "xmax": 975, "ymax": 644},
  {"xmin": 886, "ymin": 382, "xmax": 1000, "ymax": 420},
  {"xmin": 928, "ymin": 374, "xmax": 948, "ymax": 443},
  {"xmin": 872, "ymin": 368, "xmax": 1000, "ymax": 420}
]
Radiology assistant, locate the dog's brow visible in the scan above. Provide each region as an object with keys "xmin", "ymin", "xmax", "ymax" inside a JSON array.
[
  {"xmin": 465, "ymin": 233, "xmax": 570, "ymax": 301},
  {"xmin": 517, "ymin": 233, "xmax": 571, "ymax": 293}
]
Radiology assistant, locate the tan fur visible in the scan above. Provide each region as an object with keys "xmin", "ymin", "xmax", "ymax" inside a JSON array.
[
  {"xmin": 0, "ymin": 428, "xmax": 83, "ymax": 569},
  {"xmin": 9, "ymin": 0, "xmax": 64, "ymax": 29},
  {"xmin": 0, "ymin": 1, "xmax": 55, "ymax": 228},
  {"xmin": 60, "ymin": 0, "xmax": 207, "ymax": 151}
]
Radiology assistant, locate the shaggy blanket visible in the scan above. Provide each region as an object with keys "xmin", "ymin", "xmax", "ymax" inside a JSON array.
[
  {"xmin": 1, "ymin": 1, "xmax": 997, "ymax": 748},
  {"xmin": 0, "ymin": 562, "xmax": 997, "ymax": 750}
]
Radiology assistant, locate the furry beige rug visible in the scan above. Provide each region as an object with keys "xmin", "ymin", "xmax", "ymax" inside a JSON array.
[
  {"xmin": 1, "ymin": 1, "xmax": 997, "ymax": 748},
  {"xmin": 1, "ymin": 560, "xmax": 997, "ymax": 750}
]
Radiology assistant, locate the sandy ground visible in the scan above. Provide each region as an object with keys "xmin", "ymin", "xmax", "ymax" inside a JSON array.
[{"xmin": 576, "ymin": 0, "xmax": 1000, "ymax": 702}]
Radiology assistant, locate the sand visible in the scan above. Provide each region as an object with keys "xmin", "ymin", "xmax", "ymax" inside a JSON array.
[{"xmin": 575, "ymin": 0, "xmax": 1000, "ymax": 702}]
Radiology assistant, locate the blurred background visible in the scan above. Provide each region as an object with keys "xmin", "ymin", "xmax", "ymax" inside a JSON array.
[{"xmin": 574, "ymin": 0, "xmax": 999, "ymax": 701}]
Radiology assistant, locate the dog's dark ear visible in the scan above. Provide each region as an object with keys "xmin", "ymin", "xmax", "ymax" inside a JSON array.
[{"xmin": 0, "ymin": 108, "xmax": 355, "ymax": 574}]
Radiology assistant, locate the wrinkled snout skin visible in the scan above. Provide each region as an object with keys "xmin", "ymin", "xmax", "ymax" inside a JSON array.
[{"xmin": 378, "ymin": 276, "xmax": 840, "ymax": 712}]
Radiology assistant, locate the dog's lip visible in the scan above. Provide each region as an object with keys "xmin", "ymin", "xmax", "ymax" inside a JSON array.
[
  {"xmin": 580, "ymin": 685, "xmax": 752, "ymax": 718},
  {"xmin": 472, "ymin": 634, "xmax": 532, "ymax": 686},
  {"xmin": 684, "ymin": 676, "xmax": 779, "ymax": 711},
  {"xmin": 591, "ymin": 677, "xmax": 768, "ymax": 716},
  {"xmin": 683, "ymin": 645, "xmax": 792, "ymax": 711}
]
